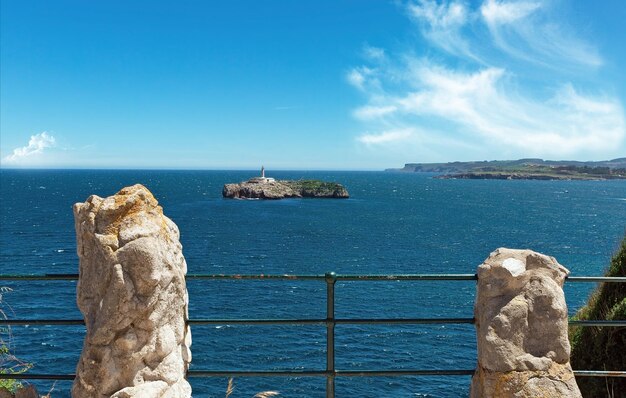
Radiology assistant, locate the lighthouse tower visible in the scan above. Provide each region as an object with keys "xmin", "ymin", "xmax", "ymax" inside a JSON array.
[{"xmin": 248, "ymin": 166, "xmax": 275, "ymax": 183}]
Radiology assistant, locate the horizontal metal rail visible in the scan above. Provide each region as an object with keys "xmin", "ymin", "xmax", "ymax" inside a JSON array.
[
  {"xmin": 1, "ymin": 272, "xmax": 625, "ymax": 396},
  {"xmin": 2, "ymin": 370, "xmax": 625, "ymax": 380},
  {"xmin": 0, "ymin": 319, "xmax": 85, "ymax": 325},
  {"xmin": 0, "ymin": 374, "xmax": 76, "ymax": 380},
  {"xmin": 0, "ymin": 274, "xmax": 79, "ymax": 280},
  {"xmin": 187, "ymin": 274, "xmax": 480, "ymax": 281},
  {"xmin": 191, "ymin": 317, "xmax": 477, "ymax": 325},
  {"xmin": 1, "ymin": 273, "xmax": 626, "ymax": 282},
  {"xmin": 2, "ymin": 318, "xmax": 625, "ymax": 327},
  {"xmin": 186, "ymin": 369, "xmax": 478, "ymax": 377},
  {"xmin": 566, "ymin": 276, "xmax": 626, "ymax": 282},
  {"xmin": 568, "ymin": 320, "xmax": 626, "ymax": 327},
  {"xmin": 573, "ymin": 370, "xmax": 626, "ymax": 378}
]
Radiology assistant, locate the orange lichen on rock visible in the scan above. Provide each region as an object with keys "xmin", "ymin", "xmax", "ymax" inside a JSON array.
[{"xmin": 474, "ymin": 362, "xmax": 578, "ymax": 398}]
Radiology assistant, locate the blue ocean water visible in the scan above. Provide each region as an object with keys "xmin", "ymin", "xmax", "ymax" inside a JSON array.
[{"xmin": 0, "ymin": 169, "xmax": 625, "ymax": 397}]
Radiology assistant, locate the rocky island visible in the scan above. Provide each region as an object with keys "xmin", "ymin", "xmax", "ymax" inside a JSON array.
[
  {"xmin": 387, "ymin": 158, "xmax": 626, "ymax": 180},
  {"xmin": 223, "ymin": 167, "xmax": 349, "ymax": 199}
]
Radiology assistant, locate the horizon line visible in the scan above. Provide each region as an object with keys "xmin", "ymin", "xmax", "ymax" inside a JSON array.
[
  {"xmin": 0, "ymin": 167, "xmax": 388, "ymax": 172},
  {"xmin": 1, "ymin": 157, "xmax": 624, "ymax": 172}
]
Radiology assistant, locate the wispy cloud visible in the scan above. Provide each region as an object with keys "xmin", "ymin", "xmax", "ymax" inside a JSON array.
[
  {"xmin": 346, "ymin": 66, "xmax": 381, "ymax": 92},
  {"xmin": 3, "ymin": 132, "xmax": 56, "ymax": 165},
  {"xmin": 481, "ymin": 0, "xmax": 540, "ymax": 25},
  {"xmin": 349, "ymin": 0, "xmax": 624, "ymax": 159},
  {"xmin": 358, "ymin": 129, "xmax": 414, "ymax": 145},
  {"xmin": 407, "ymin": 0, "xmax": 476, "ymax": 60},
  {"xmin": 363, "ymin": 45, "xmax": 387, "ymax": 61},
  {"xmin": 407, "ymin": 0, "xmax": 603, "ymax": 69},
  {"xmin": 353, "ymin": 105, "xmax": 398, "ymax": 120},
  {"xmin": 480, "ymin": 0, "xmax": 602, "ymax": 68},
  {"xmin": 401, "ymin": 64, "xmax": 622, "ymax": 153}
]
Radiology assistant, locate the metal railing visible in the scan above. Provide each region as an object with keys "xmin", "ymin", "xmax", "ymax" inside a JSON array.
[{"xmin": 1, "ymin": 272, "xmax": 625, "ymax": 397}]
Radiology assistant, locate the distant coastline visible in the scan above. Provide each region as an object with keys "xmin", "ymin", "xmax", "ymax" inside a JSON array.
[{"xmin": 386, "ymin": 158, "xmax": 626, "ymax": 180}]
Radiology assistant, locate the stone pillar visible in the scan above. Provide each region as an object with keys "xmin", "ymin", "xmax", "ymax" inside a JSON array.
[
  {"xmin": 470, "ymin": 248, "xmax": 581, "ymax": 398},
  {"xmin": 72, "ymin": 184, "xmax": 192, "ymax": 398}
]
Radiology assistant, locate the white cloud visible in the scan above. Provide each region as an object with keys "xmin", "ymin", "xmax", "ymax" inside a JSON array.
[
  {"xmin": 480, "ymin": 0, "xmax": 602, "ymax": 68},
  {"xmin": 407, "ymin": 0, "xmax": 476, "ymax": 60},
  {"xmin": 481, "ymin": 0, "xmax": 540, "ymax": 25},
  {"xmin": 354, "ymin": 105, "xmax": 398, "ymax": 120},
  {"xmin": 347, "ymin": 69, "xmax": 366, "ymax": 90},
  {"xmin": 354, "ymin": 62, "xmax": 624, "ymax": 156},
  {"xmin": 363, "ymin": 45, "xmax": 386, "ymax": 61},
  {"xmin": 405, "ymin": 0, "xmax": 602, "ymax": 69},
  {"xmin": 408, "ymin": 0, "xmax": 467, "ymax": 28},
  {"xmin": 347, "ymin": 1, "xmax": 623, "ymax": 159},
  {"xmin": 347, "ymin": 67, "xmax": 375, "ymax": 91},
  {"xmin": 358, "ymin": 129, "xmax": 414, "ymax": 145},
  {"xmin": 3, "ymin": 132, "xmax": 56, "ymax": 165}
]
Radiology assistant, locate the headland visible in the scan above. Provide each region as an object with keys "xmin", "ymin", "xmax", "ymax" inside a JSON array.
[{"xmin": 387, "ymin": 158, "xmax": 626, "ymax": 180}]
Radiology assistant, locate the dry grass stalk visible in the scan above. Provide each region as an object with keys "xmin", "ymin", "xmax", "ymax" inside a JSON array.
[
  {"xmin": 225, "ymin": 378, "xmax": 234, "ymax": 398},
  {"xmin": 225, "ymin": 378, "xmax": 280, "ymax": 398},
  {"xmin": 252, "ymin": 392, "xmax": 280, "ymax": 398},
  {"xmin": 40, "ymin": 381, "xmax": 56, "ymax": 398}
]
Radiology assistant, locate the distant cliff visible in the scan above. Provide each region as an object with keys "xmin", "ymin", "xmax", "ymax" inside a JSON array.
[
  {"xmin": 223, "ymin": 179, "xmax": 349, "ymax": 199},
  {"xmin": 386, "ymin": 158, "xmax": 626, "ymax": 180}
]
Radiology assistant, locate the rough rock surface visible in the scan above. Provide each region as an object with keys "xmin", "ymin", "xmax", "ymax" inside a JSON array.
[
  {"xmin": 0, "ymin": 387, "xmax": 38, "ymax": 398},
  {"xmin": 0, "ymin": 386, "xmax": 39, "ymax": 398},
  {"xmin": 14, "ymin": 386, "xmax": 38, "ymax": 398},
  {"xmin": 470, "ymin": 248, "xmax": 581, "ymax": 398},
  {"xmin": 72, "ymin": 184, "xmax": 191, "ymax": 398},
  {"xmin": 222, "ymin": 179, "xmax": 349, "ymax": 199}
]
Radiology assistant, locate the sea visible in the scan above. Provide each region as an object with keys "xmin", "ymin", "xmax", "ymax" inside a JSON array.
[{"xmin": 0, "ymin": 169, "xmax": 625, "ymax": 397}]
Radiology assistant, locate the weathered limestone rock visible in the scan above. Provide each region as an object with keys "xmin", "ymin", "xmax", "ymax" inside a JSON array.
[
  {"xmin": 72, "ymin": 184, "xmax": 191, "ymax": 398},
  {"xmin": 0, "ymin": 386, "xmax": 40, "ymax": 398},
  {"xmin": 14, "ymin": 386, "xmax": 38, "ymax": 398},
  {"xmin": 470, "ymin": 248, "xmax": 581, "ymax": 397},
  {"xmin": 222, "ymin": 179, "xmax": 349, "ymax": 199},
  {"xmin": 223, "ymin": 180, "xmax": 300, "ymax": 199}
]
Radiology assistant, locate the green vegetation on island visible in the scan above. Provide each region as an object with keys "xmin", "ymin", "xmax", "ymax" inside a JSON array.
[
  {"xmin": 282, "ymin": 180, "xmax": 348, "ymax": 197},
  {"xmin": 387, "ymin": 158, "xmax": 626, "ymax": 180},
  {"xmin": 570, "ymin": 235, "xmax": 626, "ymax": 397}
]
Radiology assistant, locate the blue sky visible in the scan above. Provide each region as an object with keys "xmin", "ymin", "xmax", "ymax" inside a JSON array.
[{"xmin": 1, "ymin": 0, "xmax": 625, "ymax": 169}]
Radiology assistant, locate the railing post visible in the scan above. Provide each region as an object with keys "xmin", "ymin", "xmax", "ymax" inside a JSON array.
[{"xmin": 325, "ymin": 272, "xmax": 337, "ymax": 398}]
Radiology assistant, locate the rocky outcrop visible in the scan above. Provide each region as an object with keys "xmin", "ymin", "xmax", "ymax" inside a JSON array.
[
  {"xmin": 470, "ymin": 248, "xmax": 581, "ymax": 398},
  {"xmin": 0, "ymin": 386, "xmax": 38, "ymax": 398},
  {"xmin": 14, "ymin": 386, "xmax": 38, "ymax": 398},
  {"xmin": 72, "ymin": 184, "xmax": 191, "ymax": 398},
  {"xmin": 223, "ymin": 179, "xmax": 349, "ymax": 199}
]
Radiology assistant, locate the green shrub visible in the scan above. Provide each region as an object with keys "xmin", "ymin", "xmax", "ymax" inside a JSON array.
[
  {"xmin": 0, "ymin": 287, "xmax": 33, "ymax": 393},
  {"xmin": 570, "ymin": 235, "xmax": 626, "ymax": 397}
]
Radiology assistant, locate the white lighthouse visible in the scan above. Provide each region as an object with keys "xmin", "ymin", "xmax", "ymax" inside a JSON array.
[{"xmin": 248, "ymin": 165, "xmax": 275, "ymax": 183}]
